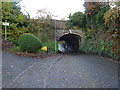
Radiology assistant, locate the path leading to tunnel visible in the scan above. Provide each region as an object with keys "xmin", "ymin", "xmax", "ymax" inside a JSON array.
[{"xmin": 2, "ymin": 52, "xmax": 118, "ymax": 88}]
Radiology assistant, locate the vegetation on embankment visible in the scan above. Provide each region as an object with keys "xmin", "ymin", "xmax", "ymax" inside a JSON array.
[
  {"xmin": 2, "ymin": 2, "xmax": 57, "ymax": 57},
  {"xmin": 66, "ymin": 2, "xmax": 120, "ymax": 61},
  {"xmin": 2, "ymin": 40, "xmax": 57, "ymax": 58},
  {"xmin": 2, "ymin": 2, "xmax": 54, "ymax": 44}
]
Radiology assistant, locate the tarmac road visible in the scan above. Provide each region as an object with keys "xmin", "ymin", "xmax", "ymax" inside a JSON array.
[{"xmin": 2, "ymin": 52, "xmax": 118, "ymax": 88}]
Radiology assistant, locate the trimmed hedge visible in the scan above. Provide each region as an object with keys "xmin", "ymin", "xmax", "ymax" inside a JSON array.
[{"xmin": 18, "ymin": 33, "xmax": 42, "ymax": 53}]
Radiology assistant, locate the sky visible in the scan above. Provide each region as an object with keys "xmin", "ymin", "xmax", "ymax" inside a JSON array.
[{"xmin": 19, "ymin": 0, "xmax": 85, "ymax": 20}]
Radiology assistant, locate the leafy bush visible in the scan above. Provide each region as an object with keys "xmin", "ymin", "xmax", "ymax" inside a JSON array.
[
  {"xmin": 18, "ymin": 33, "xmax": 42, "ymax": 53},
  {"xmin": 80, "ymin": 37, "xmax": 119, "ymax": 60}
]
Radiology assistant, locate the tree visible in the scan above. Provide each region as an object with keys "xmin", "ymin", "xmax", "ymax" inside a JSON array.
[
  {"xmin": 81, "ymin": 1, "xmax": 119, "ymax": 59},
  {"xmin": 104, "ymin": 6, "xmax": 120, "ymax": 29},
  {"xmin": 28, "ymin": 9, "xmax": 54, "ymax": 42},
  {"xmin": 84, "ymin": 2, "xmax": 110, "ymax": 30},
  {"xmin": 2, "ymin": 2, "xmax": 29, "ymax": 44},
  {"xmin": 66, "ymin": 12, "xmax": 87, "ymax": 31}
]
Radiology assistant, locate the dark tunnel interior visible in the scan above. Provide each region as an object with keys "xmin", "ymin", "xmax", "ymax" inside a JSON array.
[{"xmin": 58, "ymin": 34, "xmax": 81, "ymax": 52}]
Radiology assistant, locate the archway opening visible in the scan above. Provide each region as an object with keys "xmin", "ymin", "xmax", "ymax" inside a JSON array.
[{"xmin": 58, "ymin": 33, "xmax": 81, "ymax": 52}]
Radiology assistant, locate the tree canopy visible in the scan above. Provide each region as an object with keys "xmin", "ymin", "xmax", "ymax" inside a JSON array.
[
  {"xmin": 2, "ymin": 2, "xmax": 54, "ymax": 44},
  {"xmin": 66, "ymin": 12, "xmax": 87, "ymax": 30},
  {"xmin": 2, "ymin": 2, "xmax": 29, "ymax": 43}
]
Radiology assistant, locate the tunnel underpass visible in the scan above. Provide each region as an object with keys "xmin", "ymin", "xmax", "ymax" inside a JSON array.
[{"xmin": 58, "ymin": 33, "xmax": 81, "ymax": 52}]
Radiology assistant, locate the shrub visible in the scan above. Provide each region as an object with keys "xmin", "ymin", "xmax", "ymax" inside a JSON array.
[{"xmin": 18, "ymin": 33, "xmax": 42, "ymax": 53}]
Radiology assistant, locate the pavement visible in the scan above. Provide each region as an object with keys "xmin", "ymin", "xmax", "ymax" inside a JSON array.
[{"xmin": 2, "ymin": 52, "xmax": 119, "ymax": 88}]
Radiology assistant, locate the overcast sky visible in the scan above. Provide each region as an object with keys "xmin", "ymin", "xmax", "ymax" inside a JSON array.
[{"xmin": 20, "ymin": 0, "xmax": 85, "ymax": 20}]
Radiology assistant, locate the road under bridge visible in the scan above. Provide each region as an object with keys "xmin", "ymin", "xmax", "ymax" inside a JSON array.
[{"xmin": 56, "ymin": 30, "xmax": 83, "ymax": 52}]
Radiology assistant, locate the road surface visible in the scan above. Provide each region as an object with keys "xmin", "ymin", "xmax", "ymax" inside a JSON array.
[{"xmin": 2, "ymin": 52, "xmax": 118, "ymax": 88}]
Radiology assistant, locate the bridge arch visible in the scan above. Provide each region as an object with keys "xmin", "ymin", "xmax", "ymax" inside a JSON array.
[{"xmin": 58, "ymin": 33, "xmax": 82, "ymax": 52}]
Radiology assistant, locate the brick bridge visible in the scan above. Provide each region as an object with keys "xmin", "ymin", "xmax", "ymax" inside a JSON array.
[{"xmin": 56, "ymin": 30, "xmax": 84, "ymax": 52}]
